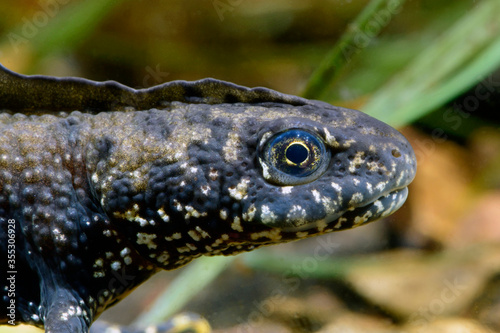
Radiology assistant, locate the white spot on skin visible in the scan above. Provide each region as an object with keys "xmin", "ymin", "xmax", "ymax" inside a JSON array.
[
  {"xmin": 113, "ymin": 204, "xmax": 148, "ymax": 226},
  {"xmin": 242, "ymin": 204, "xmax": 257, "ymax": 221},
  {"xmin": 173, "ymin": 199, "xmax": 183, "ymax": 211},
  {"xmin": 324, "ymin": 128, "xmax": 340, "ymax": 148},
  {"xmin": 281, "ymin": 186, "xmax": 293, "ymax": 194},
  {"xmin": 259, "ymin": 157, "xmax": 271, "ymax": 180},
  {"xmin": 210, "ymin": 239, "xmax": 222, "ymax": 248},
  {"xmin": 349, "ymin": 151, "xmax": 365, "ymax": 173},
  {"xmin": 185, "ymin": 205, "xmax": 203, "ymax": 219},
  {"xmin": 320, "ymin": 195, "xmax": 338, "ymax": 216},
  {"xmin": 231, "ymin": 216, "xmax": 244, "ymax": 232},
  {"xmin": 366, "ymin": 182, "xmax": 373, "ymax": 194},
  {"xmin": 93, "ymin": 259, "xmax": 103, "ymax": 268},
  {"xmin": 334, "ymin": 217, "xmax": 347, "ymax": 229},
  {"xmin": 111, "ymin": 261, "xmax": 122, "ymax": 271},
  {"xmin": 296, "ymin": 231, "xmax": 309, "ymax": 238},
  {"xmin": 174, "ymin": 152, "xmax": 184, "ymax": 160},
  {"xmin": 331, "ymin": 182, "xmax": 343, "ymax": 206},
  {"xmin": 343, "ymin": 139, "xmax": 356, "ymax": 148},
  {"xmin": 375, "ymin": 182, "xmax": 387, "ymax": 192},
  {"xmin": 157, "ymin": 252, "xmax": 170, "ymax": 264},
  {"xmin": 201, "ymin": 185, "xmax": 211, "ymax": 195},
  {"xmin": 223, "ymin": 132, "xmax": 241, "ymax": 162},
  {"xmin": 382, "ymin": 200, "xmax": 397, "ymax": 217},
  {"xmin": 258, "ymin": 132, "xmax": 273, "ymax": 147},
  {"xmin": 228, "ymin": 178, "xmax": 250, "ymax": 201},
  {"xmin": 211, "ymin": 235, "xmax": 229, "ymax": 248},
  {"xmin": 373, "ymin": 200, "xmax": 384, "ymax": 213},
  {"xmin": 136, "ymin": 233, "xmax": 157, "ymax": 249},
  {"xmin": 311, "ymin": 190, "xmax": 321, "ymax": 203},
  {"xmin": 209, "ymin": 168, "xmax": 219, "ymax": 181},
  {"xmin": 353, "ymin": 178, "xmax": 360, "ymax": 186},
  {"xmin": 93, "ymin": 271, "xmax": 105, "ymax": 278},
  {"xmin": 316, "ymin": 220, "xmax": 328, "ymax": 232},
  {"xmin": 354, "ymin": 211, "xmax": 373, "ymax": 225},
  {"xmin": 52, "ymin": 228, "xmax": 67, "ymax": 243},
  {"xmin": 133, "ymin": 170, "xmax": 142, "ymax": 180},
  {"xmin": 59, "ymin": 306, "xmax": 80, "ymax": 321},
  {"xmin": 286, "ymin": 205, "xmax": 307, "ymax": 226},
  {"xmin": 177, "ymin": 246, "xmax": 191, "ymax": 253},
  {"xmin": 260, "ymin": 205, "xmax": 277, "ymax": 224},
  {"xmin": 188, "ymin": 230, "xmax": 201, "ymax": 241},
  {"xmin": 395, "ymin": 170, "xmax": 406, "ymax": 187},
  {"xmin": 135, "ymin": 216, "xmax": 148, "ymax": 227},
  {"xmin": 250, "ymin": 229, "xmax": 282, "ymax": 241},
  {"xmin": 195, "ymin": 226, "xmax": 211, "ymax": 238},
  {"xmin": 331, "ymin": 182, "xmax": 342, "ymax": 192},
  {"xmin": 349, "ymin": 192, "xmax": 364, "ymax": 207},
  {"xmin": 158, "ymin": 207, "xmax": 170, "ymax": 222},
  {"xmin": 367, "ymin": 160, "xmax": 387, "ymax": 174},
  {"xmin": 219, "ymin": 209, "xmax": 228, "ymax": 220}
]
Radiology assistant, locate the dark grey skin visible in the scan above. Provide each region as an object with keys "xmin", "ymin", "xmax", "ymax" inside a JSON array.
[{"xmin": 0, "ymin": 64, "xmax": 416, "ymax": 333}]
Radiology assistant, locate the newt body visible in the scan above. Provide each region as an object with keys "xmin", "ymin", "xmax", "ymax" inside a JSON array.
[{"xmin": 0, "ymin": 65, "xmax": 416, "ymax": 332}]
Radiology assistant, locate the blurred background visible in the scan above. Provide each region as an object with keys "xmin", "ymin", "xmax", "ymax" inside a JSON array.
[{"xmin": 1, "ymin": 0, "xmax": 500, "ymax": 332}]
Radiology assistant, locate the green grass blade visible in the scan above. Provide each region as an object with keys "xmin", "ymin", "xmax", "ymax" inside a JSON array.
[
  {"xmin": 243, "ymin": 250, "xmax": 356, "ymax": 280},
  {"xmin": 363, "ymin": 0, "xmax": 500, "ymax": 126},
  {"xmin": 133, "ymin": 256, "xmax": 235, "ymax": 327},
  {"xmin": 0, "ymin": 0, "xmax": 125, "ymax": 64},
  {"xmin": 33, "ymin": 0, "xmax": 125, "ymax": 57},
  {"xmin": 302, "ymin": 0, "xmax": 406, "ymax": 100}
]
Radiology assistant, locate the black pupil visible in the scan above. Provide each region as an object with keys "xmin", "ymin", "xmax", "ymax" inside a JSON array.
[{"xmin": 286, "ymin": 143, "xmax": 309, "ymax": 165}]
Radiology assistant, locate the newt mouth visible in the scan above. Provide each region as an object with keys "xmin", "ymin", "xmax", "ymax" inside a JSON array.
[
  {"xmin": 332, "ymin": 187, "xmax": 409, "ymax": 230},
  {"xmin": 272, "ymin": 187, "xmax": 410, "ymax": 233}
]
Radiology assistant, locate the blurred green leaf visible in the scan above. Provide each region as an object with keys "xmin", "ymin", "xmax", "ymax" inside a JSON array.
[
  {"xmin": 363, "ymin": 0, "xmax": 500, "ymax": 126},
  {"xmin": 0, "ymin": 0, "xmax": 125, "ymax": 70},
  {"xmin": 133, "ymin": 256, "xmax": 234, "ymax": 327},
  {"xmin": 302, "ymin": 0, "xmax": 406, "ymax": 100},
  {"xmin": 32, "ymin": 0, "xmax": 125, "ymax": 57}
]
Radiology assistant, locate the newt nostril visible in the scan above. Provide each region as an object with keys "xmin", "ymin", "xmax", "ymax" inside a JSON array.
[{"xmin": 391, "ymin": 149, "xmax": 401, "ymax": 158}]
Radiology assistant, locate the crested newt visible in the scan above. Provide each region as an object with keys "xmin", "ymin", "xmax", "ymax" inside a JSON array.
[{"xmin": 0, "ymin": 64, "xmax": 416, "ymax": 332}]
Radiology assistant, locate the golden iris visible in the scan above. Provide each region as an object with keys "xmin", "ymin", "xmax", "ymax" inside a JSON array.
[{"xmin": 264, "ymin": 129, "xmax": 325, "ymax": 178}]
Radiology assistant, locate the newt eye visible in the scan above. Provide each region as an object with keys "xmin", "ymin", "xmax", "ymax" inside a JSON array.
[{"xmin": 260, "ymin": 129, "xmax": 330, "ymax": 185}]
